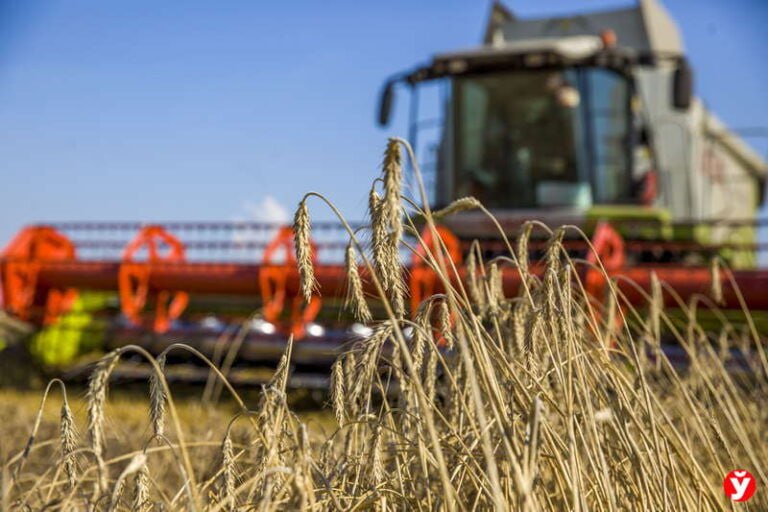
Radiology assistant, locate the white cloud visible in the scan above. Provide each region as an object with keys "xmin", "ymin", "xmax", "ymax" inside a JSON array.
[
  {"xmin": 241, "ymin": 195, "xmax": 289, "ymax": 225},
  {"xmin": 233, "ymin": 196, "xmax": 290, "ymax": 254}
]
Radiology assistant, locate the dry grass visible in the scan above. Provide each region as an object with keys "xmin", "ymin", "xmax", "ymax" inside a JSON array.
[{"xmin": 2, "ymin": 138, "xmax": 768, "ymax": 510}]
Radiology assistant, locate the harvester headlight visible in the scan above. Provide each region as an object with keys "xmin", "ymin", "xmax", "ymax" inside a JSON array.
[
  {"xmin": 350, "ymin": 323, "xmax": 373, "ymax": 339},
  {"xmin": 250, "ymin": 318, "xmax": 277, "ymax": 335},
  {"xmin": 200, "ymin": 315, "xmax": 223, "ymax": 331},
  {"xmin": 554, "ymin": 35, "xmax": 602, "ymax": 59},
  {"xmin": 306, "ymin": 322, "xmax": 326, "ymax": 337}
]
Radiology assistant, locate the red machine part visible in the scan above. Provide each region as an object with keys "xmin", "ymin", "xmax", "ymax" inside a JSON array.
[
  {"xmin": 0, "ymin": 226, "xmax": 78, "ymax": 322},
  {"xmin": 583, "ymin": 222, "xmax": 627, "ymax": 340},
  {"xmin": 585, "ymin": 221, "xmax": 626, "ymax": 301},
  {"xmin": 43, "ymin": 288, "xmax": 79, "ymax": 326},
  {"xmin": 7, "ymin": 220, "xmax": 768, "ymax": 338},
  {"xmin": 410, "ymin": 226, "xmax": 463, "ymax": 315},
  {"xmin": 640, "ymin": 171, "xmax": 658, "ymax": 206},
  {"xmin": 12, "ymin": 249, "xmax": 768, "ymax": 312},
  {"xmin": 259, "ymin": 226, "xmax": 322, "ymax": 339},
  {"xmin": 118, "ymin": 225, "xmax": 189, "ymax": 333},
  {"xmin": 409, "ymin": 226, "xmax": 463, "ymax": 347}
]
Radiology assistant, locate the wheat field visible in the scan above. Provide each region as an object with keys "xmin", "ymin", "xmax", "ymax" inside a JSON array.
[{"xmin": 2, "ymin": 138, "xmax": 767, "ymax": 510}]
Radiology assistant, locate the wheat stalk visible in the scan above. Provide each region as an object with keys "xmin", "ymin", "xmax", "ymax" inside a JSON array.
[
  {"xmin": 331, "ymin": 359, "xmax": 346, "ymax": 426},
  {"xmin": 87, "ymin": 351, "xmax": 120, "ymax": 460},
  {"xmin": 369, "ymin": 187, "xmax": 390, "ymax": 285},
  {"xmin": 517, "ymin": 222, "xmax": 534, "ymax": 279},
  {"xmin": 438, "ymin": 300, "xmax": 454, "ymax": 350},
  {"xmin": 108, "ymin": 453, "xmax": 146, "ymax": 511},
  {"xmin": 710, "ymin": 257, "xmax": 724, "ymax": 305},
  {"xmin": 382, "ymin": 138, "xmax": 403, "ymax": 242},
  {"xmin": 59, "ymin": 398, "xmax": 78, "ymax": 489},
  {"xmin": 432, "ymin": 196, "xmax": 481, "ymax": 219},
  {"xmin": 294, "ymin": 198, "xmax": 316, "ymax": 303},
  {"xmin": 466, "ymin": 247, "xmax": 482, "ymax": 305},
  {"xmin": 132, "ymin": 463, "xmax": 151, "ymax": 512},
  {"xmin": 149, "ymin": 354, "xmax": 167, "ymax": 439},
  {"xmin": 221, "ymin": 431, "xmax": 237, "ymax": 510},
  {"xmin": 345, "ymin": 243, "xmax": 372, "ymax": 323},
  {"xmin": 424, "ymin": 341, "xmax": 439, "ymax": 403},
  {"xmin": 411, "ymin": 320, "xmax": 427, "ymax": 373},
  {"xmin": 370, "ymin": 424, "xmax": 385, "ymax": 486}
]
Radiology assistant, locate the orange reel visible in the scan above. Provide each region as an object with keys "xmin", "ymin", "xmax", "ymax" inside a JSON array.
[
  {"xmin": 584, "ymin": 221, "xmax": 625, "ymax": 301},
  {"xmin": 43, "ymin": 288, "xmax": 79, "ymax": 326},
  {"xmin": 584, "ymin": 221, "xmax": 626, "ymax": 343},
  {"xmin": 259, "ymin": 226, "xmax": 321, "ymax": 339},
  {"xmin": 0, "ymin": 226, "xmax": 77, "ymax": 322},
  {"xmin": 118, "ymin": 226, "xmax": 188, "ymax": 333},
  {"xmin": 410, "ymin": 226, "xmax": 462, "ymax": 316}
]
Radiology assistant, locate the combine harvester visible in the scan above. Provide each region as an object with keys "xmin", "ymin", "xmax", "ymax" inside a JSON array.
[{"xmin": 1, "ymin": 0, "xmax": 766, "ymax": 382}]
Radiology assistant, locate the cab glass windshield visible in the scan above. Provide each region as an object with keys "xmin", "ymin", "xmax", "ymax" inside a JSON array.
[{"xmin": 453, "ymin": 68, "xmax": 631, "ymax": 209}]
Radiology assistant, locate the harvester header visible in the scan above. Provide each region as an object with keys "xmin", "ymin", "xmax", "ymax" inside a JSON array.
[{"xmin": 3, "ymin": 218, "xmax": 768, "ymax": 347}]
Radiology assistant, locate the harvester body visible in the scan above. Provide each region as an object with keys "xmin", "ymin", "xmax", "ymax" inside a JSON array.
[
  {"xmin": 380, "ymin": 0, "xmax": 766, "ymax": 260},
  {"xmin": 1, "ymin": 0, "xmax": 767, "ymax": 374}
]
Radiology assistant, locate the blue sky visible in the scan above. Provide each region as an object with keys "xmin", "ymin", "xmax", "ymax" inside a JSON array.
[{"xmin": 0, "ymin": 0, "xmax": 766, "ymax": 244}]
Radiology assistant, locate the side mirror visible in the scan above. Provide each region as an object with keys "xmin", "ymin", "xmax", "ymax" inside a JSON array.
[
  {"xmin": 672, "ymin": 58, "xmax": 693, "ymax": 111},
  {"xmin": 377, "ymin": 81, "xmax": 395, "ymax": 127}
]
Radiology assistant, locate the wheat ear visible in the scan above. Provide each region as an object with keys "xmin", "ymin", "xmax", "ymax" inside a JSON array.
[
  {"xmin": 294, "ymin": 198, "xmax": 316, "ymax": 303},
  {"xmin": 59, "ymin": 397, "xmax": 78, "ymax": 489},
  {"xmin": 345, "ymin": 243, "xmax": 372, "ymax": 323}
]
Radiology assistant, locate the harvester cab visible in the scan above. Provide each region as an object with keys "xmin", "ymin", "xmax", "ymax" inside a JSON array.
[{"xmin": 378, "ymin": 0, "xmax": 767, "ymax": 262}]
